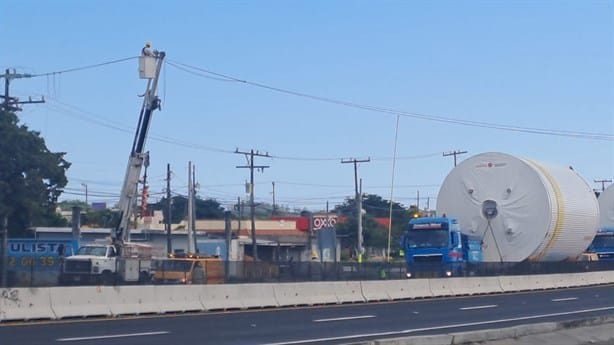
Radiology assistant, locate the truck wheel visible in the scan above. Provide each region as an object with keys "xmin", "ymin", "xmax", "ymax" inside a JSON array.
[{"xmin": 101, "ymin": 271, "xmax": 115, "ymax": 286}]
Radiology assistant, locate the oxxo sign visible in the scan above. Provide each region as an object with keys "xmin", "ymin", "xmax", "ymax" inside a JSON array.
[{"xmin": 313, "ymin": 216, "xmax": 337, "ymax": 230}]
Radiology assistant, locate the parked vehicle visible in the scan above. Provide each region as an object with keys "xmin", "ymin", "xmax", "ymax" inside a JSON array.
[
  {"xmin": 60, "ymin": 242, "xmax": 153, "ymax": 285},
  {"xmin": 401, "ymin": 216, "xmax": 482, "ymax": 278},
  {"xmin": 152, "ymin": 255, "xmax": 224, "ymax": 285}
]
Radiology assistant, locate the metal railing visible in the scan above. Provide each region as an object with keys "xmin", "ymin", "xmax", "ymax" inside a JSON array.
[{"xmin": 2, "ymin": 260, "xmax": 614, "ymax": 287}]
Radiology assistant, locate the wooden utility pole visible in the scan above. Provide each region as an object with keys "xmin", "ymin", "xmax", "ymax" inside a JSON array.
[
  {"xmin": 443, "ymin": 150, "xmax": 468, "ymax": 167},
  {"xmin": 1, "ymin": 69, "xmax": 45, "ymax": 113},
  {"xmin": 341, "ymin": 157, "xmax": 370, "ymax": 262},
  {"xmin": 235, "ymin": 149, "xmax": 270, "ymax": 261},
  {"xmin": 165, "ymin": 164, "xmax": 172, "ymax": 255},
  {"xmin": 271, "ymin": 181, "xmax": 276, "ymax": 216}
]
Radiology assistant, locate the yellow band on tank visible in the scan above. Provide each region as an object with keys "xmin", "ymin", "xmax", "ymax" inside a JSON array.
[{"xmin": 531, "ymin": 160, "xmax": 565, "ymax": 261}]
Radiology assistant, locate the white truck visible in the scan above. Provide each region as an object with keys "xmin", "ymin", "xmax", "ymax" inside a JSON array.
[{"xmin": 59, "ymin": 242, "xmax": 153, "ymax": 285}]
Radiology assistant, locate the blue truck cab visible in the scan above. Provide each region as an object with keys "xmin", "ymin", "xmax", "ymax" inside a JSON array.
[
  {"xmin": 586, "ymin": 227, "xmax": 614, "ymax": 261},
  {"xmin": 401, "ymin": 216, "xmax": 482, "ymax": 278}
]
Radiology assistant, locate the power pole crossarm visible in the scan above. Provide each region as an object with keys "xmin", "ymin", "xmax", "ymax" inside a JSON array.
[
  {"xmin": 594, "ymin": 179, "xmax": 612, "ymax": 192},
  {"xmin": 443, "ymin": 150, "xmax": 468, "ymax": 167},
  {"xmin": 1, "ymin": 69, "xmax": 45, "ymax": 113}
]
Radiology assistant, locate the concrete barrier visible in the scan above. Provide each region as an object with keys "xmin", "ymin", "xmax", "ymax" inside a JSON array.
[
  {"xmin": 498, "ymin": 275, "xmax": 528, "ymax": 292},
  {"xmin": 49, "ymin": 286, "xmax": 112, "ymax": 319},
  {"xmin": 2, "ymin": 271, "xmax": 614, "ymax": 323},
  {"xmin": 109, "ymin": 285, "xmax": 161, "ymax": 315},
  {"xmin": 0, "ymin": 287, "xmax": 55, "ymax": 322},
  {"xmin": 525, "ymin": 275, "xmax": 559, "ymax": 290},
  {"xmin": 200, "ymin": 284, "xmax": 244, "ymax": 311},
  {"xmin": 274, "ymin": 282, "xmax": 338, "ymax": 307},
  {"xmin": 559, "ymin": 272, "xmax": 588, "ymax": 288},
  {"xmin": 429, "ymin": 278, "xmax": 455, "ymax": 297},
  {"xmin": 384, "ymin": 279, "xmax": 432, "ymax": 300},
  {"xmin": 237, "ymin": 283, "xmax": 278, "ymax": 309},
  {"xmin": 155, "ymin": 285, "xmax": 204, "ymax": 313},
  {"xmin": 333, "ymin": 281, "xmax": 365, "ymax": 303},
  {"xmin": 360, "ymin": 280, "xmax": 392, "ymax": 302},
  {"xmin": 448, "ymin": 276, "xmax": 503, "ymax": 296},
  {"xmin": 582, "ymin": 271, "xmax": 614, "ymax": 285}
]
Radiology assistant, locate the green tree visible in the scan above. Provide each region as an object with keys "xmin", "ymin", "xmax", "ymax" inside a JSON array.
[
  {"xmin": 150, "ymin": 195, "xmax": 226, "ymax": 223},
  {"xmin": 0, "ymin": 110, "xmax": 70, "ymax": 236},
  {"xmin": 334, "ymin": 194, "xmax": 411, "ymax": 253},
  {"xmin": 82, "ymin": 208, "xmax": 118, "ymax": 228}
]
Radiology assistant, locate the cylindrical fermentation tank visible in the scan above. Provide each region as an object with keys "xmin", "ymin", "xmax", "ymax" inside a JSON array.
[
  {"xmin": 599, "ymin": 183, "xmax": 614, "ymax": 229},
  {"xmin": 436, "ymin": 152, "xmax": 599, "ymax": 262}
]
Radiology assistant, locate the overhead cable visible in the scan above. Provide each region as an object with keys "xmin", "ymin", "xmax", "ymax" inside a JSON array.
[{"xmin": 167, "ymin": 60, "xmax": 613, "ymax": 141}]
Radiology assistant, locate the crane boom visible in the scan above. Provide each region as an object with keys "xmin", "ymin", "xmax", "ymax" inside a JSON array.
[{"xmin": 113, "ymin": 51, "xmax": 166, "ymax": 244}]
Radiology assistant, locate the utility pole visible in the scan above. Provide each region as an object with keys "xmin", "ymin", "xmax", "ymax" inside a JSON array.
[
  {"xmin": 165, "ymin": 164, "xmax": 172, "ymax": 255},
  {"xmin": 191, "ymin": 163, "xmax": 198, "ymax": 253},
  {"xmin": 1, "ymin": 216, "xmax": 7, "ymax": 287},
  {"xmin": 443, "ymin": 150, "xmax": 468, "ymax": 167},
  {"xmin": 237, "ymin": 196, "xmax": 242, "ymax": 239},
  {"xmin": 236, "ymin": 149, "xmax": 270, "ymax": 261},
  {"xmin": 341, "ymin": 157, "xmax": 370, "ymax": 263},
  {"xmin": 1, "ymin": 70, "xmax": 44, "ymax": 287},
  {"xmin": 81, "ymin": 183, "xmax": 88, "ymax": 208},
  {"xmin": 186, "ymin": 162, "xmax": 199, "ymax": 254},
  {"xmin": 1, "ymin": 69, "xmax": 45, "ymax": 113},
  {"xmin": 271, "ymin": 181, "xmax": 276, "ymax": 216},
  {"xmin": 594, "ymin": 179, "xmax": 612, "ymax": 192}
]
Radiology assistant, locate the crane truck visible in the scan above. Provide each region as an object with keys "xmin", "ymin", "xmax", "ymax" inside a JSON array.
[
  {"xmin": 401, "ymin": 216, "xmax": 483, "ymax": 278},
  {"xmin": 60, "ymin": 49, "xmax": 166, "ymax": 285}
]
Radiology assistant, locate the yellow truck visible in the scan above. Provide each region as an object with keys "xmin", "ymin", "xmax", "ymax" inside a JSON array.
[{"xmin": 152, "ymin": 256, "xmax": 224, "ymax": 285}]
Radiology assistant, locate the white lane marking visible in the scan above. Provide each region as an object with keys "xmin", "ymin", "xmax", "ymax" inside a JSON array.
[
  {"xmin": 459, "ymin": 304, "xmax": 498, "ymax": 310},
  {"xmin": 552, "ymin": 297, "xmax": 578, "ymax": 302},
  {"xmin": 56, "ymin": 331, "xmax": 169, "ymax": 342},
  {"xmin": 313, "ymin": 315, "xmax": 375, "ymax": 322},
  {"xmin": 262, "ymin": 305, "xmax": 614, "ymax": 345}
]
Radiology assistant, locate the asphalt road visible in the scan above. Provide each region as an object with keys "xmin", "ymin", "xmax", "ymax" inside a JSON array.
[{"xmin": 1, "ymin": 284, "xmax": 613, "ymax": 345}]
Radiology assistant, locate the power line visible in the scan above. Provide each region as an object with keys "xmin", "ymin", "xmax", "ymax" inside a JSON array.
[
  {"xmin": 167, "ymin": 60, "xmax": 613, "ymax": 141},
  {"xmin": 30, "ymin": 56, "xmax": 138, "ymax": 78}
]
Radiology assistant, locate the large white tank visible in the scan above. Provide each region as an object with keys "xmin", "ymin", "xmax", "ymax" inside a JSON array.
[
  {"xmin": 599, "ymin": 184, "xmax": 614, "ymax": 229},
  {"xmin": 436, "ymin": 152, "xmax": 599, "ymax": 262}
]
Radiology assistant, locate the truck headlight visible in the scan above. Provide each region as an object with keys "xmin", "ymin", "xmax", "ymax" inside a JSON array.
[
  {"xmin": 445, "ymin": 270, "xmax": 452, "ymax": 277},
  {"xmin": 406, "ymin": 272, "xmax": 412, "ymax": 278}
]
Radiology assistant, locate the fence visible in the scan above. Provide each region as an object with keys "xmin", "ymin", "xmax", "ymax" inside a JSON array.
[{"xmin": 2, "ymin": 259, "xmax": 614, "ymax": 288}]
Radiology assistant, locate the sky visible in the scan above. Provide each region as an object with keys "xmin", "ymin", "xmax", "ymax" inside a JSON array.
[{"xmin": 2, "ymin": 0, "xmax": 613, "ymax": 212}]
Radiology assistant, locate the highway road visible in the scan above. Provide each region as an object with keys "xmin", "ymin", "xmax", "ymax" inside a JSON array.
[{"xmin": 1, "ymin": 284, "xmax": 613, "ymax": 345}]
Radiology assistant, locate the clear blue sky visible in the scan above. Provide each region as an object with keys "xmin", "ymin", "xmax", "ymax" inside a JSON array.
[{"xmin": 3, "ymin": 1, "xmax": 613, "ymax": 212}]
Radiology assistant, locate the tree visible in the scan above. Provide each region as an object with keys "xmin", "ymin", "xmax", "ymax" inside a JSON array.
[
  {"xmin": 334, "ymin": 194, "xmax": 411, "ymax": 253},
  {"xmin": 0, "ymin": 110, "xmax": 70, "ymax": 236},
  {"xmin": 150, "ymin": 195, "xmax": 226, "ymax": 223}
]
